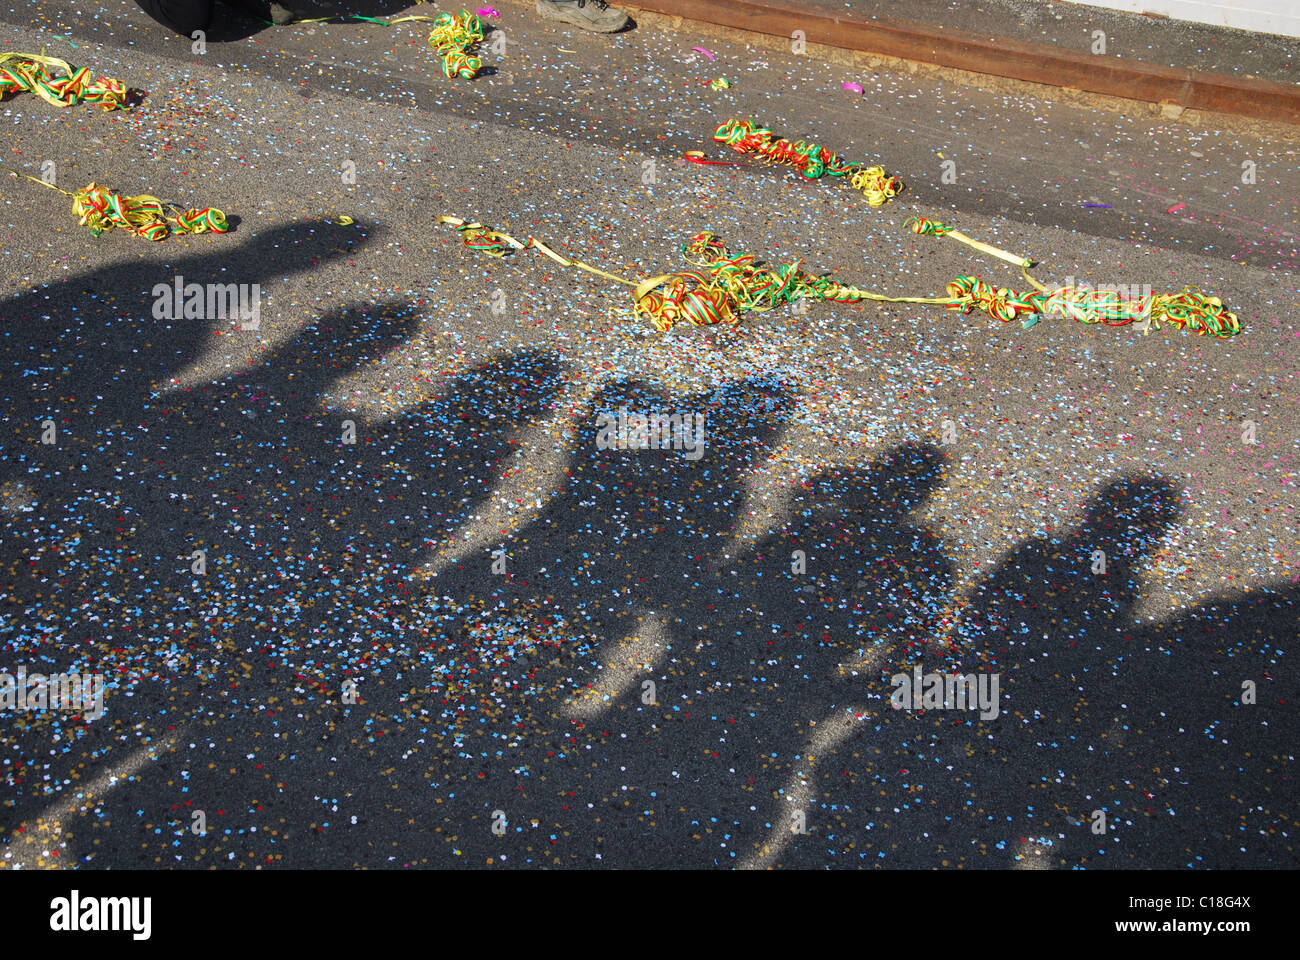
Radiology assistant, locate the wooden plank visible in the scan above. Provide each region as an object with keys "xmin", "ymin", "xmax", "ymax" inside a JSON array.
[{"xmin": 623, "ymin": 0, "xmax": 1300, "ymax": 124}]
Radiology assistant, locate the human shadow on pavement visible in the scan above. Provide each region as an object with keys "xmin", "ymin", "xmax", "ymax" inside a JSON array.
[
  {"xmin": 1, "ymin": 312, "xmax": 566, "ymax": 865},
  {"xmin": 744, "ymin": 474, "xmax": 1297, "ymax": 869},
  {"xmin": 0, "ymin": 221, "xmax": 428, "ymax": 861},
  {"xmin": 4, "ymin": 282, "xmax": 1294, "ymax": 868},
  {"xmin": 386, "ymin": 459, "xmax": 1294, "ymax": 868},
  {"xmin": 932, "ymin": 475, "xmax": 1297, "ymax": 868},
  {"xmin": 413, "ymin": 435, "xmax": 959, "ymax": 867}
]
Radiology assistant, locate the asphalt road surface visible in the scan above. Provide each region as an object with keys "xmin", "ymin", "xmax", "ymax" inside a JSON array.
[{"xmin": 1, "ymin": 0, "xmax": 1296, "ymax": 869}]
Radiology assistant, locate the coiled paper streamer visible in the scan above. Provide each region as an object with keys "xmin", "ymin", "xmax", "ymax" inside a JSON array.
[
  {"xmin": 73, "ymin": 182, "xmax": 229, "ymax": 240},
  {"xmin": 277, "ymin": 7, "xmax": 486, "ymax": 80},
  {"xmin": 439, "ymin": 214, "xmax": 1239, "ymax": 338},
  {"xmin": 0, "ymin": 53, "xmax": 127, "ymax": 110},
  {"xmin": 906, "ymin": 217, "xmax": 1239, "ymax": 338},
  {"xmin": 713, "ymin": 117, "xmax": 901, "ymax": 206},
  {"xmin": 7, "ymin": 168, "xmax": 229, "ymax": 241},
  {"xmin": 428, "ymin": 11, "xmax": 485, "ymax": 79}
]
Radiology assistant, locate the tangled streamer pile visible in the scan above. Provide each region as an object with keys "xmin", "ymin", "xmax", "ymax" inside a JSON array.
[
  {"xmin": 427, "ymin": 10, "xmax": 485, "ymax": 78},
  {"xmin": 0, "ymin": 53, "xmax": 128, "ymax": 110},
  {"xmin": 713, "ymin": 117, "xmax": 901, "ymax": 206},
  {"xmin": 7, "ymin": 167, "xmax": 230, "ymax": 241},
  {"xmin": 72, "ymin": 183, "xmax": 230, "ymax": 241},
  {"xmin": 635, "ymin": 232, "xmax": 872, "ymax": 330},
  {"xmin": 271, "ymin": 7, "xmax": 487, "ymax": 79},
  {"xmin": 907, "ymin": 218, "xmax": 1240, "ymax": 338},
  {"xmin": 440, "ymin": 214, "xmax": 1240, "ymax": 339}
]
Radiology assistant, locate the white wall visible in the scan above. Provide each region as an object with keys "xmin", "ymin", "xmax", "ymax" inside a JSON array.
[{"xmin": 1066, "ymin": 0, "xmax": 1300, "ymax": 38}]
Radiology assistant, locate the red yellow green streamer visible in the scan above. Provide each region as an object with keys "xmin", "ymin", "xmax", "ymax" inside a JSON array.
[
  {"xmin": 0, "ymin": 53, "xmax": 128, "ymax": 111},
  {"xmin": 438, "ymin": 214, "xmax": 1239, "ymax": 339},
  {"xmin": 428, "ymin": 11, "xmax": 485, "ymax": 79},
  {"xmin": 7, "ymin": 168, "xmax": 229, "ymax": 241},
  {"xmin": 713, "ymin": 117, "xmax": 901, "ymax": 206},
  {"xmin": 72, "ymin": 183, "xmax": 229, "ymax": 240},
  {"xmin": 905, "ymin": 217, "xmax": 1239, "ymax": 338},
  {"xmin": 270, "ymin": 8, "xmax": 488, "ymax": 80}
]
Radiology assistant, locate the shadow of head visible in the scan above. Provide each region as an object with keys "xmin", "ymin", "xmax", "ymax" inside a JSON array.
[
  {"xmin": 585, "ymin": 374, "xmax": 796, "ymax": 469},
  {"xmin": 781, "ymin": 440, "xmax": 949, "ymax": 533},
  {"xmin": 1077, "ymin": 475, "xmax": 1182, "ymax": 556},
  {"xmin": 411, "ymin": 348, "xmax": 567, "ymax": 435},
  {"xmin": 0, "ymin": 219, "xmax": 371, "ymax": 406},
  {"xmin": 781, "ymin": 442, "xmax": 954, "ymax": 598},
  {"xmin": 174, "ymin": 314, "xmax": 568, "ymax": 447},
  {"xmin": 857, "ymin": 440, "xmax": 946, "ymax": 516}
]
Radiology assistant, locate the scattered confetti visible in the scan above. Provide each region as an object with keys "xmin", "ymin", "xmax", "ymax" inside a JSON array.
[{"xmin": 0, "ymin": 4, "xmax": 1291, "ymax": 877}]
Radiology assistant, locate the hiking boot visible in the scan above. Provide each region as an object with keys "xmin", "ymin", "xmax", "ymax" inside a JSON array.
[{"xmin": 535, "ymin": 0, "xmax": 629, "ymax": 33}]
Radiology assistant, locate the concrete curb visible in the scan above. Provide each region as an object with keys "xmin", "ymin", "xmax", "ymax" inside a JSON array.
[{"xmin": 622, "ymin": 0, "xmax": 1300, "ymax": 125}]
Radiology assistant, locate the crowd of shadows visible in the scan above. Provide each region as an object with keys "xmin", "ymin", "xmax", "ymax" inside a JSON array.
[{"xmin": 0, "ymin": 226, "xmax": 1294, "ymax": 869}]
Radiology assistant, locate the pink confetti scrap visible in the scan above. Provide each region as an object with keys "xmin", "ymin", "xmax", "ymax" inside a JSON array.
[
  {"xmin": 477, "ymin": 6, "xmax": 499, "ymax": 17},
  {"xmin": 692, "ymin": 46, "xmax": 716, "ymax": 60},
  {"xmin": 842, "ymin": 82, "xmax": 864, "ymax": 93},
  {"xmin": 1166, "ymin": 202, "xmax": 1186, "ymax": 213}
]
